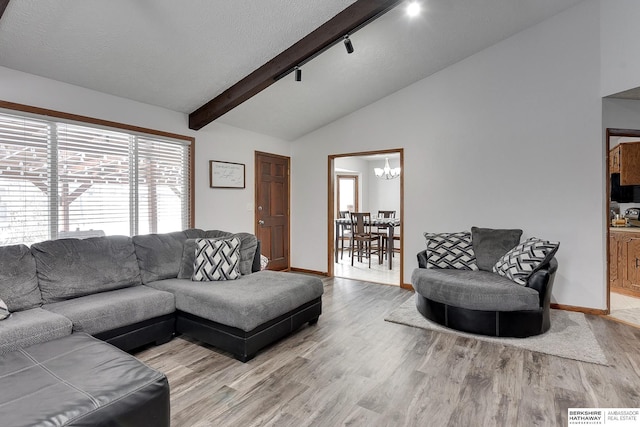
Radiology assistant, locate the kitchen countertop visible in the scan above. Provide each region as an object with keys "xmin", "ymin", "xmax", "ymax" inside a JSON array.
[{"xmin": 610, "ymin": 226, "xmax": 640, "ymax": 233}]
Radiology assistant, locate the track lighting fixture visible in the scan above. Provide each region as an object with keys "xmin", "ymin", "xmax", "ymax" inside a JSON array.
[
  {"xmin": 294, "ymin": 67, "xmax": 302, "ymax": 82},
  {"xmin": 343, "ymin": 35, "xmax": 354, "ymax": 54}
]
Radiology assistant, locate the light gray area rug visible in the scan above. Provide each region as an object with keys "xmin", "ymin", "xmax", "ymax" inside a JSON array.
[{"xmin": 385, "ymin": 296, "xmax": 608, "ymax": 366}]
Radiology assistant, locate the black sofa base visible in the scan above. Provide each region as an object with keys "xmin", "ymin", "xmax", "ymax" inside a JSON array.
[
  {"xmin": 94, "ymin": 313, "xmax": 176, "ymax": 352},
  {"xmin": 176, "ymin": 297, "xmax": 322, "ymax": 362},
  {"xmin": 416, "ymin": 294, "xmax": 550, "ymax": 338}
]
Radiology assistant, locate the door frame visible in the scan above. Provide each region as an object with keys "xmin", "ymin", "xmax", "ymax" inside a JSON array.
[
  {"xmin": 606, "ymin": 128, "xmax": 640, "ymax": 314},
  {"xmin": 327, "ymin": 148, "xmax": 407, "ymax": 289},
  {"xmin": 254, "ymin": 150, "xmax": 291, "ymax": 271}
]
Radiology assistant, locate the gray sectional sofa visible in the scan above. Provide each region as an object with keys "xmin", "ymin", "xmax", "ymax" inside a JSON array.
[{"xmin": 0, "ymin": 229, "xmax": 323, "ymax": 362}]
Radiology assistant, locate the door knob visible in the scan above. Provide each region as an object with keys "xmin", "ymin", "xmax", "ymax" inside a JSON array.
[{"xmin": 258, "ymin": 220, "xmax": 265, "ymax": 225}]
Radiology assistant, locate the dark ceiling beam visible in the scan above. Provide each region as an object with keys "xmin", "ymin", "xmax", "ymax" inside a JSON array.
[
  {"xmin": 0, "ymin": 0, "xmax": 10, "ymax": 21},
  {"xmin": 189, "ymin": 0, "xmax": 403, "ymax": 130}
]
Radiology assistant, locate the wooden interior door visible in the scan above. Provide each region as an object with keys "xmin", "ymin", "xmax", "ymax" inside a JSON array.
[{"xmin": 255, "ymin": 152, "xmax": 290, "ymax": 271}]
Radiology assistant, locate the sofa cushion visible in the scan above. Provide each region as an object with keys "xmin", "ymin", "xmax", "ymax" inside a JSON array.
[
  {"xmin": 424, "ymin": 232, "xmax": 478, "ymax": 270},
  {"xmin": 146, "ymin": 271, "xmax": 324, "ymax": 332},
  {"xmin": 493, "ymin": 237, "xmax": 560, "ymax": 285},
  {"xmin": 0, "ymin": 333, "xmax": 170, "ymax": 427},
  {"xmin": 32, "ymin": 236, "xmax": 142, "ymax": 304},
  {"xmin": 411, "ymin": 268, "xmax": 540, "ymax": 311},
  {"xmin": 0, "ymin": 308, "xmax": 73, "ymax": 355},
  {"xmin": 43, "ymin": 286, "xmax": 175, "ymax": 335},
  {"xmin": 178, "ymin": 231, "xmax": 259, "ymax": 278},
  {"xmin": 192, "ymin": 238, "xmax": 241, "ymax": 281},
  {"xmin": 471, "ymin": 227, "xmax": 523, "ymax": 271},
  {"xmin": 133, "ymin": 231, "xmax": 193, "ymax": 284},
  {"xmin": 0, "ymin": 244, "xmax": 42, "ymax": 311}
]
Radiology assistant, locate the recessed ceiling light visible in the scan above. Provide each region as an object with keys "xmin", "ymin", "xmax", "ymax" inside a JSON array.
[{"xmin": 406, "ymin": 1, "xmax": 421, "ymax": 17}]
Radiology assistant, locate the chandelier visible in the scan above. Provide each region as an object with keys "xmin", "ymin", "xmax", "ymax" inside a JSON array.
[{"xmin": 374, "ymin": 158, "xmax": 401, "ymax": 180}]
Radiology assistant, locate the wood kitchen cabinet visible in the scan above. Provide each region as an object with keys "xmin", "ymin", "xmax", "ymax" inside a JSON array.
[
  {"xmin": 610, "ymin": 231, "xmax": 621, "ymax": 288},
  {"xmin": 609, "ymin": 141, "xmax": 640, "ymax": 184},
  {"xmin": 610, "ymin": 229, "xmax": 640, "ymax": 297},
  {"xmin": 610, "ymin": 145, "xmax": 621, "ymax": 174}
]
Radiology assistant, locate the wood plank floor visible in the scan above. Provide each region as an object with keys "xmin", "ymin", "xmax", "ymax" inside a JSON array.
[{"xmin": 135, "ymin": 277, "xmax": 640, "ymax": 426}]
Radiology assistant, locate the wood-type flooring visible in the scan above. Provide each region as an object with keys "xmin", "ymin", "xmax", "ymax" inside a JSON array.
[{"xmin": 135, "ymin": 277, "xmax": 640, "ymax": 426}]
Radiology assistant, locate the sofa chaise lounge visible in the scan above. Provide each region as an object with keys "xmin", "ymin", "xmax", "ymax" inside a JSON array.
[{"xmin": 0, "ymin": 229, "xmax": 324, "ymax": 362}]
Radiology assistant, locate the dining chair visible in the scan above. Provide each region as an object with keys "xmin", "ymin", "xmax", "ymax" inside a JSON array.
[
  {"xmin": 375, "ymin": 210, "xmax": 399, "ymax": 259},
  {"xmin": 338, "ymin": 210, "xmax": 352, "ymax": 260},
  {"xmin": 349, "ymin": 212, "xmax": 382, "ymax": 268}
]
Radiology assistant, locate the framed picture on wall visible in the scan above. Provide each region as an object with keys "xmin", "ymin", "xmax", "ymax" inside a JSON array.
[{"xmin": 209, "ymin": 160, "xmax": 245, "ymax": 189}]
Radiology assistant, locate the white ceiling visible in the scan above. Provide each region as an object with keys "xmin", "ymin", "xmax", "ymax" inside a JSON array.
[{"xmin": 0, "ymin": 0, "xmax": 584, "ymax": 141}]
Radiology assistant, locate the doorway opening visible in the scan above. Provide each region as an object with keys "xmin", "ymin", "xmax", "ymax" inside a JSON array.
[
  {"xmin": 606, "ymin": 128, "xmax": 640, "ymax": 327},
  {"xmin": 328, "ymin": 148, "xmax": 406, "ymax": 288}
]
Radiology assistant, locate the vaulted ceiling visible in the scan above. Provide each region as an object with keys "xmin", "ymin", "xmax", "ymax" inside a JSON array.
[{"xmin": 0, "ymin": 0, "xmax": 584, "ymax": 140}]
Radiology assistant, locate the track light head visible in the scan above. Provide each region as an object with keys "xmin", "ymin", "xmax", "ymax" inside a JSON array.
[
  {"xmin": 343, "ymin": 36, "xmax": 354, "ymax": 54},
  {"xmin": 294, "ymin": 67, "xmax": 302, "ymax": 82}
]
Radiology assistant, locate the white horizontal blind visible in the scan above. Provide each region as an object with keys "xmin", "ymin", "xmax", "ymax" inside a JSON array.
[
  {"xmin": 56, "ymin": 123, "xmax": 132, "ymax": 237},
  {"xmin": 0, "ymin": 114, "xmax": 51, "ymax": 245},
  {"xmin": 0, "ymin": 110, "xmax": 191, "ymax": 245},
  {"xmin": 137, "ymin": 136, "xmax": 190, "ymax": 235}
]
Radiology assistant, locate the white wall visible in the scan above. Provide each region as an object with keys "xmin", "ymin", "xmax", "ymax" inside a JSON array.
[
  {"xmin": 368, "ymin": 158, "xmax": 401, "ymax": 216},
  {"xmin": 334, "ymin": 156, "xmax": 369, "ymax": 213},
  {"xmin": 291, "ymin": 0, "xmax": 605, "ymax": 308},
  {"xmin": 603, "ymin": 98, "xmax": 640, "ymax": 130},
  {"xmin": 195, "ymin": 123, "xmax": 290, "ymax": 232},
  {"xmin": 332, "ymin": 157, "xmax": 401, "ymax": 219},
  {"xmin": 0, "ymin": 65, "xmax": 291, "ymax": 234},
  {"xmin": 601, "ymin": 0, "xmax": 640, "ymax": 97}
]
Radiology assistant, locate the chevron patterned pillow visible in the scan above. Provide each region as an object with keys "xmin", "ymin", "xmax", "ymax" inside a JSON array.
[
  {"xmin": 424, "ymin": 232, "xmax": 479, "ymax": 270},
  {"xmin": 493, "ymin": 237, "xmax": 559, "ymax": 285},
  {"xmin": 192, "ymin": 237, "xmax": 241, "ymax": 281}
]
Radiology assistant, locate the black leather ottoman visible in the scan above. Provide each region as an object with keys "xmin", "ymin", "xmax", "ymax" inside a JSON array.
[{"xmin": 0, "ymin": 333, "xmax": 169, "ymax": 427}]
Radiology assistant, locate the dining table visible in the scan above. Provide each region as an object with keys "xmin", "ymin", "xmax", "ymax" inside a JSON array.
[{"xmin": 335, "ymin": 216, "xmax": 400, "ymax": 269}]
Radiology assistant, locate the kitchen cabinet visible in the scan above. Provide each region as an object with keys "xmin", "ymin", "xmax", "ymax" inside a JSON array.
[
  {"xmin": 610, "ymin": 145, "xmax": 621, "ymax": 174},
  {"xmin": 610, "ymin": 231, "xmax": 621, "ymax": 288},
  {"xmin": 610, "ymin": 229, "xmax": 640, "ymax": 297},
  {"xmin": 609, "ymin": 141, "xmax": 640, "ymax": 185}
]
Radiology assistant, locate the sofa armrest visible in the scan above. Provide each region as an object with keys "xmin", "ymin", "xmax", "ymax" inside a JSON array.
[
  {"xmin": 251, "ymin": 240, "xmax": 262, "ymax": 273},
  {"xmin": 525, "ymin": 257, "xmax": 558, "ymax": 307},
  {"xmin": 416, "ymin": 250, "xmax": 428, "ymax": 269}
]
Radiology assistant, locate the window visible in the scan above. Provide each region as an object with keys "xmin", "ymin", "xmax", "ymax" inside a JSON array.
[
  {"xmin": 337, "ymin": 175, "xmax": 358, "ymax": 216},
  {"xmin": 0, "ymin": 109, "xmax": 192, "ymax": 245}
]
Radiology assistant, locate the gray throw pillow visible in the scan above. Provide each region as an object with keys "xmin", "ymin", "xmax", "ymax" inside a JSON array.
[
  {"xmin": 177, "ymin": 239, "xmax": 198, "ymax": 279},
  {"xmin": 471, "ymin": 227, "xmax": 523, "ymax": 271}
]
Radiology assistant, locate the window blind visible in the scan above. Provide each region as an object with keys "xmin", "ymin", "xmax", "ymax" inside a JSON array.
[
  {"xmin": 0, "ymin": 114, "xmax": 51, "ymax": 245},
  {"xmin": 56, "ymin": 123, "xmax": 133, "ymax": 237},
  {"xmin": 137, "ymin": 136, "xmax": 190, "ymax": 235},
  {"xmin": 0, "ymin": 110, "xmax": 191, "ymax": 245}
]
